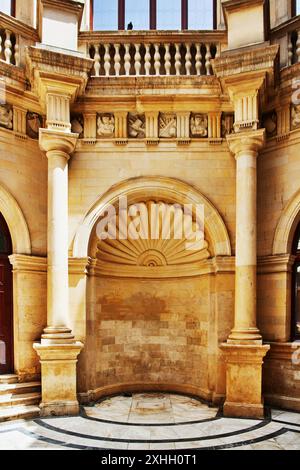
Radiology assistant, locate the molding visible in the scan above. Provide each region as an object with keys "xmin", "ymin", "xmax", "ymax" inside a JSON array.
[
  {"xmin": 78, "ymin": 382, "xmax": 213, "ymax": 405},
  {"xmin": 264, "ymin": 342, "xmax": 300, "ymax": 361},
  {"xmin": 9, "ymin": 254, "xmax": 47, "ymax": 273},
  {"xmin": 89, "ymin": 257, "xmax": 235, "ymax": 279},
  {"xmin": 257, "ymin": 254, "xmax": 296, "ymax": 274},
  {"xmin": 69, "ymin": 257, "xmax": 90, "ymax": 275}
]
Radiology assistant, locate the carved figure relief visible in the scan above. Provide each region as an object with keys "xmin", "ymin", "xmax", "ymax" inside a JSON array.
[
  {"xmin": 26, "ymin": 112, "xmax": 43, "ymax": 139},
  {"xmin": 262, "ymin": 111, "xmax": 277, "ymax": 138},
  {"xmin": 221, "ymin": 113, "xmax": 234, "ymax": 138},
  {"xmin": 159, "ymin": 113, "xmax": 177, "ymax": 138},
  {"xmin": 128, "ymin": 113, "xmax": 146, "ymax": 138},
  {"xmin": 190, "ymin": 114, "xmax": 208, "ymax": 138},
  {"xmin": 71, "ymin": 115, "xmax": 84, "ymax": 138},
  {"xmin": 0, "ymin": 104, "xmax": 13, "ymax": 130},
  {"xmin": 291, "ymin": 104, "xmax": 300, "ymax": 130},
  {"xmin": 97, "ymin": 113, "xmax": 115, "ymax": 138}
]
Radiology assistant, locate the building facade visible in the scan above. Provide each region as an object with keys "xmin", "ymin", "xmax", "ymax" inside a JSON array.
[{"xmin": 0, "ymin": 0, "xmax": 300, "ymax": 421}]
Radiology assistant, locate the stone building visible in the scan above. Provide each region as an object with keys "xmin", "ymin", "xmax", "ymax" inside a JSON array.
[{"xmin": 0, "ymin": 0, "xmax": 299, "ymax": 422}]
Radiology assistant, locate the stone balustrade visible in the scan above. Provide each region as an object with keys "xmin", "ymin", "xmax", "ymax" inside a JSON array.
[
  {"xmin": 0, "ymin": 12, "xmax": 38, "ymax": 68},
  {"xmin": 270, "ymin": 16, "xmax": 300, "ymax": 69},
  {"xmin": 79, "ymin": 31, "xmax": 227, "ymax": 78}
]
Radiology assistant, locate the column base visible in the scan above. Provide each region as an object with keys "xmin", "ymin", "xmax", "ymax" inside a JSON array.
[
  {"xmin": 221, "ymin": 343, "xmax": 270, "ymax": 419},
  {"xmin": 33, "ymin": 342, "xmax": 83, "ymax": 417},
  {"xmin": 39, "ymin": 400, "xmax": 80, "ymax": 417},
  {"xmin": 41, "ymin": 327, "xmax": 76, "ymax": 345},
  {"xmin": 223, "ymin": 401, "xmax": 265, "ymax": 419}
]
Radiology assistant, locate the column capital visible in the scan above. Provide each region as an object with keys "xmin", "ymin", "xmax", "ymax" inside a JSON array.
[
  {"xmin": 39, "ymin": 128, "xmax": 78, "ymax": 158},
  {"xmin": 226, "ymin": 129, "xmax": 266, "ymax": 158}
]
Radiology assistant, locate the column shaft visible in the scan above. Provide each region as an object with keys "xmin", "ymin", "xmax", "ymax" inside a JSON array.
[{"xmin": 47, "ymin": 150, "xmax": 69, "ymax": 329}]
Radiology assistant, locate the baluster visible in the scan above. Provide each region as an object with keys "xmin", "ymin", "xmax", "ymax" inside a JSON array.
[
  {"xmin": 14, "ymin": 41, "xmax": 20, "ymax": 67},
  {"xmin": 164, "ymin": 43, "xmax": 171, "ymax": 76},
  {"xmin": 114, "ymin": 43, "xmax": 121, "ymax": 76},
  {"xmin": 94, "ymin": 44, "xmax": 100, "ymax": 77},
  {"xmin": 144, "ymin": 44, "xmax": 151, "ymax": 76},
  {"xmin": 134, "ymin": 43, "xmax": 141, "ymax": 76},
  {"xmin": 154, "ymin": 44, "xmax": 161, "ymax": 76},
  {"xmin": 215, "ymin": 43, "xmax": 220, "ymax": 59},
  {"xmin": 288, "ymin": 34, "xmax": 293, "ymax": 66},
  {"xmin": 195, "ymin": 44, "xmax": 201, "ymax": 76},
  {"xmin": 205, "ymin": 43, "xmax": 212, "ymax": 75},
  {"xmin": 297, "ymin": 31, "xmax": 300, "ymax": 63},
  {"xmin": 124, "ymin": 44, "xmax": 131, "ymax": 76},
  {"xmin": 185, "ymin": 43, "xmax": 192, "ymax": 76},
  {"xmin": 4, "ymin": 30, "xmax": 12, "ymax": 64},
  {"xmin": 175, "ymin": 43, "xmax": 181, "ymax": 76},
  {"xmin": 104, "ymin": 44, "xmax": 111, "ymax": 77}
]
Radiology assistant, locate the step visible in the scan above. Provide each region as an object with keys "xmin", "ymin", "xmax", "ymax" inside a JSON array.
[
  {"xmin": 0, "ymin": 382, "xmax": 41, "ymax": 396},
  {"xmin": 0, "ymin": 392, "xmax": 41, "ymax": 408},
  {"xmin": 0, "ymin": 405, "xmax": 40, "ymax": 423},
  {"xmin": 0, "ymin": 375, "xmax": 19, "ymax": 385}
]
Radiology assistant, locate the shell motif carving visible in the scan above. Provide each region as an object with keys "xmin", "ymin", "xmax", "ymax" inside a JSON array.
[{"xmin": 96, "ymin": 201, "xmax": 210, "ymax": 270}]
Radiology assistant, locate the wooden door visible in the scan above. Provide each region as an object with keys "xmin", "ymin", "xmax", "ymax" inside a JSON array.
[{"xmin": 0, "ymin": 214, "xmax": 13, "ymax": 374}]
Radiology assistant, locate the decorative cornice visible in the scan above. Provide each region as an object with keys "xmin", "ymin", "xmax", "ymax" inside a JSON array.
[
  {"xmin": 9, "ymin": 254, "xmax": 47, "ymax": 273},
  {"xmin": 25, "ymin": 46, "xmax": 93, "ymax": 110},
  {"xmin": 213, "ymin": 44, "xmax": 279, "ymax": 80}
]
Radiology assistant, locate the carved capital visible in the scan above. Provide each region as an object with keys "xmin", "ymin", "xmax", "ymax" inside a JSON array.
[
  {"xmin": 39, "ymin": 128, "xmax": 78, "ymax": 159},
  {"xmin": 226, "ymin": 129, "xmax": 266, "ymax": 158}
]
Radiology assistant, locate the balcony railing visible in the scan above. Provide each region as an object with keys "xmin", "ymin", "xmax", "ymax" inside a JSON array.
[
  {"xmin": 79, "ymin": 30, "xmax": 227, "ymax": 77},
  {"xmin": 270, "ymin": 16, "xmax": 300, "ymax": 69},
  {"xmin": 0, "ymin": 12, "xmax": 39, "ymax": 67}
]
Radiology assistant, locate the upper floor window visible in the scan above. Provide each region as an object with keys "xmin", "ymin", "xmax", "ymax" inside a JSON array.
[
  {"xmin": 91, "ymin": 0, "xmax": 216, "ymax": 31},
  {"xmin": 0, "ymin": 0, "xmax": 14, "ymax": 16}
]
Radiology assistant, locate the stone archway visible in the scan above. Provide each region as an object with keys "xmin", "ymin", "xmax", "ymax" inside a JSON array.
[
  {"xmin": 273, "ymin": 188, "xmax": 300, "ymax": 255},
  {"xmin": 73, "ymin": 177, "xmax": 233, "ymax": 403},
  {"xmin": 0, "ymin": 183, "xmax": 31, "ymax": 255}
]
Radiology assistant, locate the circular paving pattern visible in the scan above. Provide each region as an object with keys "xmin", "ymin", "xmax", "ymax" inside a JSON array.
[{"xmin": 0, "ymin": 393, "xmax": 300, "ymax": 450}]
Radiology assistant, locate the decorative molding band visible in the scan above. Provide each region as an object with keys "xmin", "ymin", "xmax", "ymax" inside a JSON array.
[
  {"xmin": 78, "ymin": 382, "xmax": 213, "ymax": 405},
  {"xmin": 264, "ymin": 342, "xmax": 299, "ymax": 361},
  {"xmin": 257, "ymin": 254, "xmax": 296, "ymax": 274},
  {"xmin": 69, "ymin": 257, "xmax": 91, "ymax": 275},
  {"xmin": 89, "ymin": 256, "xmax": 235, "ymax": 279},
  {"xmin": 9, "ymin": 254, "xmax": 47, "ymax": 273}
]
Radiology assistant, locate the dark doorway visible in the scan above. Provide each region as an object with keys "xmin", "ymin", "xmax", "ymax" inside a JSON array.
[{"xmin": 0, "ymin": 213, "xmax": 13, "ymax": 374}]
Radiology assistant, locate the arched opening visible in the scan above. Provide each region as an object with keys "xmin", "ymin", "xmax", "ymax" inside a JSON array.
[
  {"xmin": 292, "ymin": 222, "xmax": 300, "ymax": 341},
  {"xmin": 75, "ymin": 177, "xmax": 233, "ymax": 403},
  {"xmin": 0, "ymin": 212, "xmax": 13, "ymax": 374}
]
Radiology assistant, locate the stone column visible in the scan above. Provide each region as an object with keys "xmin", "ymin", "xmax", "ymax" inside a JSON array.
[
  {"xmin": 34, "ymin": 128, "xmax": 83, "ymax": 417},
  {"xmin": 221, "ymin": 129, "xmax": 270, "ymax": 419}
]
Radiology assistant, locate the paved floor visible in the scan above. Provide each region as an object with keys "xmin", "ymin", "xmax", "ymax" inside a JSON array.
[{"xmin": 0, "ymin": 393, "xmax": 300, "ymax": 450}]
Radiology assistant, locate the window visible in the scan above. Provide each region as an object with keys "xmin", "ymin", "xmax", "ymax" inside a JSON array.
[
  {"xmin": 157, "ymin": 0, "xmax": 181, "ymax": 30},
  {"xmin": 125, "ymin": 0, "xmax": 149, "ymax": 30},
  {"xmin": 92, "ymin": 0, "xmax": 216, "ymax": 31},
  {"xmin": 93, "ymin": 0, "xmax": 118, "ymax": 30},
  {"xmin": 0, "ymin": 0, "xmax": 13, "ymax": 16},
  {"xmin": 297, "ymin": 0, "xmax": 300, "ymax": 15},
  {"xmin": 189, "ymin": 0, "xmax": 214, "ymax": 30}
]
